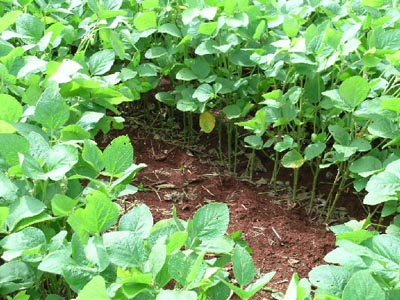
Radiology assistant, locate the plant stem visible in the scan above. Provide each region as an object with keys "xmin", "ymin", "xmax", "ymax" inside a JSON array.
[
  {"xmin": 308, "ymin": 159, "xmax": 321, "ymax": 215},
  {"xmin": 292, "ymin": 168, "xmax": 300, "ymax": 204},
  {"xmin": 270, "ymin": 151, "xmax": 280, "ymax": 191},
  {"xmin": 325, "ymin": 168, "xmax": 349, "ymax": 223}
]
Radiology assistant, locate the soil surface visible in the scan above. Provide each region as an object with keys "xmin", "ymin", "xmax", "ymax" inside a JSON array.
[{"xmin": 101, "ymin": 124, "xmax": 337, "ymax": 298}]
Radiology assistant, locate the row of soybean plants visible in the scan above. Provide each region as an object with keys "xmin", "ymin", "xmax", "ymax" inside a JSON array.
[
  {"xmin": 136, "ymin": 0, "xmax": 400, "ymax": 221},
  {"xmin": 0, "ymin": 0, "xmax": 278, "ymax": 299}
]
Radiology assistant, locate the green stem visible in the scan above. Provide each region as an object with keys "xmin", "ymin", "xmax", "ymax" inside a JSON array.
[
  {"xmin": 320, "ymin": 163, "xmax": 343, "ymax": 219},
  {"xmin": 249, "ymin": 148, "xmax": 256, "ymax": 181},
  {"xmin": 325, "ymin": 168, "xmax": 349, "ymax": 223},
  {"xmin": 233, "ymin": 126, "xmax": 238, "ymax": 175},
  {"xmin": 308, "ymin": 158, "xmax": 321, "ymax": 215},
  {"xmin": 270, "ymin": 151, "xmax": 280, "ymax": 191},
  {"xmin": 292, "ymin": 168, "xmax": 300, "ymax": 204}
]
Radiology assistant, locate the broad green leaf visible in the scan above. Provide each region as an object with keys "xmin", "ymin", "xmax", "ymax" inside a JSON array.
[
  {"xmin": 6, "ymin": 196, "xmax": 46, "ymax": 232},
  {"xmin": 76, "ymin": 276, "xmax": 110, "ymax": 300},
  {"xmin": 199, "ymin": 21, "xmax": 218, "ymax": 35},
  {"xmin": 366, "ymin": 171, "xmax": 400, "ymax": 196},
  {"xmin": 77, "ymin": 112, "xmax": 105, "ymax": 131},
  {"xmin": 103, "ymin": 135, "xmax": 133, "ymax": 177},
  {"xmin": 68, "ymin": 191, "xmax": 120, "ymax": 242},
  {"xmin": 156, "ymin": 290, "xmax": 197, "ymax": 300},
  {"xmin": 349, "ymin": 156, "xmax": 382, "ymax": 177},
  {"xmin": 274, "ymin": 136, "xmax": 295, "ymax": 152},
  {"xmin": 191, "ymin": 203, "xmax": 229, "ymax": 240},
  {"xmin": 0, "ymin": 120, "xmax": 16, "ymax": 133},
  {"xmin": 199, "ymin": 111, "xmax": 216, "ymax": 133},
  {"xmin": 283, "ymin": 15, "xmax": 300, "ymax": 38},
  {"xmin": 244, "ymin": 135, "xmax": 263, "ymax": 149},
  {"xmin": 145, "ymin": 47, "xmax": 167, "ymax": 59},
  {"xmin": 166, "ymin": 231, "xmax": 188, "ymax": 254},
  {"xmin": 49, "ymin": 59, "xmax": 83, "ymax": 84},
  {"xmin": 88, "ymin": 50, "xmax": 115, "ymax": 76},
  {"xmin": 368, "ymin": 234, "xmax": 400, "ymax": 264},
  {"xmin": 119, "ymin": 204, "xmax": 153, "ymax": 239},
  {"xmin": 342, "ymin": 270, "xmax": 385, "ymax": 300},
  {"xmin": 328, "ymin": 125, "xmax": 351, "ymax": 146},
  {"xmin": 0, "ymin": 261, "xmax": 36, "ymax": 294},
  {"xmin": 134, "ymin": 11, "xmax": 157, "ymax": 31},
  {"xmin": 339, "ymin": 76, "xmax": 370, "ymax": 110},
  {"xmin": 85, "ymin": 237, "xmax": 110, "ymax": 272},
  {"xmin": 158, "ymin": 23, "xmax": 181, "ymax": 37},
  {"xmin": 35, "ymin": 86, "xmax": 70, "ymax": 131},
  {"xmin": 304, "ymin": 143, "xmax": 326, "ymax": 160},
  {"xmin": 103, "ymin": 231, "xmax": 147, "ymax": 268},
  {"xmin": 0, "ymin": 10, "xmax": 22, "ymax": 33},
  {"xmin": 253, "ymin": 20, "xmax": 266, "ymax": 40},
  {"xmin": 0, "ymin": 207, "xmax": 9, "ymax": 231},
  {"xmin": 233, "ymin": 245, "xmax": 256, "ymax": 286},
  {"xmin": 176, "ymin": 68, "xmax": 198, "ymax": 81},
  {"xmin": 193, "ymin": 84, "xmax": 213, "ymax": 102},
  {"xmin": 110, "ymin": 31, "xmax": 125, "ymax": 60},
  {"xmin": 63, "ymin": 265, "xmax": 97, "ymax": 292},
  {"xmin": 0, "ymin": 133, "xmax": 29, "ymax": 166},
  {"xmin": 26, "ymin": 131, "xmax": 50, "ymax": 160},
  {"xmin": 168, "ymin": 252, "xmax": 194, "ymax": 285},
  {"xmin": 17, "ymin": 56, "xmax": 47, "ymax": 79},
  {"xmin": 309, "ymin": 265, "xmax": 351, "ymax": 297},
  {"xmin": 45, "ymin": 144, "xmax": 78, "ymax": 181},
  {"xmin": 223, "ymin": 104, "xmax": 242, "ymax": 119},
  {"xmin": 282, "ymin": 150, "xmax": 304, "ymax": 168},
  {"xmin": 381, "ymin": 98, "xmax": 400, "ymax": 112},
  {"xmin": 284, "ymin": 273, "xmax": 311, "ymax": 300},
  {"xmin": 0, "ymin": 94, "xmax": 23, "ymax": 122},
  {"xmin": 16, "ymin": 14, "xmax": 44, "ymax": 42},
  {"xmin": 0, "ymin": 173, "xmax": 18, "ymax": 205},
  {"xmin": 51, "ymin": 194, "xmax": 79, "ymax": 217},
  {"xmin": 60, "ymin": 124, "xmax": 91, "ymax": 141},
  {"xmin": 82, "ymin": 140, "xmax": 105, "ymax": 173},
  {"xmin": 0, "ymin": 227, "xmax": 46, "ymax": 260},
  {"xmin": 145, "ymin": 236, "xmax": 167, "ymax": 277}
]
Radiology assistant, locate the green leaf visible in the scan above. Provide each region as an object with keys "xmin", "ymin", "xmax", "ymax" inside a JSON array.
[
  {"xmin": 67, "ymin": 191, "xmax": 120, "ymax": 242},
  {"xmin": 193, "ymin": 84, "xmax": 214, "ymax": 102},
  {"xmin": 0, "ymin": 207, "xmax": 9, "ymax": 231},
  {"xmin": 304, "ymin": 143, "xmax": 326, "ymax": 160},
  {"xmin": 309, "ymin": 265, "xmax": 351, "ymax": 297},
  {"xmin": 103, "ymin": 135, "xmax": 133, "ymax": 177},
  {"xmin": 45, "ymin": 144, "xmax": 79, "ymax": 181},
  {"xmin": 0, "ymin": 227, "xmax": 46, "ymax": 260},
  {"xmin": 0, "ymin": 94, "xmax": 23, "ymax": 122},
  {"xmin": 103, "ymin": 231, "xmax": 147, "ymax": 268},
  {"xmin": 85, "ymin": 237, "xmax": 110, "ymax": 272},
  {"xmin": 282, "ymin": 150, "xmax": 305, "ymax": 169},
  {"xmin": 342, "ymin": 270, "xmax": 385, "ymax": 300},
  {"xmin": 190, "ymin": 203, "xmax": 229, "ymax": 240},
  {"xmin": 328, "ymin": 125, "xmax": 351, "ymax": 146},
  {"xmin": 244, "ymin": 135, "xmax": 263, "ymax": 149},
  {"xmin": 76, "ymin": 276, "xmax": 110, "ymax": 300},
  {"xmin": 35, "ymin": 86, "xmax": 70, "ymax": 131},
  {"xmin": 274, "ymin": 136, "xmax": 295, "ymax": 152},
  {"xmin": 0, "ymin": 10, "xmax": 22, "ymax": 33},
  {"xmin": 0, "ymin": 173, "xmax": 18, "ymax": 205},
  {"xmin": 0, "ymin": 261, "xmax": 36, "ymax": 294},
  {"xmin": 16, "ymin": 13, "xmax": 44, "ymax": 42},
  {"xmin": 134, "ymin": 11, "xmax": 157, "ymax": 31},
  {"xmin": 82, "ymin": 140, "xmax": 105, "ymax": 173},
  {"xmin": 369, "ymin": 234, "xmax": 400, "ymax": 264},
  {"xmin": 339, "ymin": 76, "xmax": 370, "ymax": 110},
  {"xmin": 119, "ymin": 204, "xmax": 153, "ymax": 239},
  {"xmin": 88, "ymin": 50, "xmax": 115, "ymax": 76},
  {"xmin": 233, "ymin": 245, "xmax": 256, "ymax": 287},
  {"xmin": 350, "ymin": 156, "xmax": 382, "ymax": 177},
  {"xmin": 283, "ymin": 15, "xmax": 300, "ymax": 38},
  {"xmin": 158, "ymin": 23, "xmax": 181, "ymax": 37},
  {"xmin": 145, "ymin": 47, "xmax": 167, "ymax": 59},
  {"xmin": 6, "ymin": 196, "xmax": 46, "ymax": 232},
  {"xmin": 199, "ymin": 21, "xmax": 218, "ymax": 35},
  {"xmin": 381, "ymin": 98, "xmax": 400, "ymax": 112},
  {"xmin": 51, "ymin": 194, "xmax": 79, "ymax": 217},
  {"xmin": 156, "ymin": 290, "xmax": 197, "ymax": 300},
  {"xmin": 0, "ymin": 133, "xmax": 29, "ymax": 166},
  {"xmin": 145, "ymin": 236, "xmax": 167, "ymax": 277},
  {"xmin": 166, "ymin": 231, "xmax": 188, "ymax": 254},
  {"xmin": 61, "ymin": 124, "xmax": 91, "ymax": 141},
  {"xmin": 176, "ymin": 68, "xmax": 198, "ymax": 81},
  {"xmin": 49, "ymin": 59, "xmax": 83, "ymax": 84},
  {"xmin": 253, "ymin": 20, "xmax": 266, "ymax": 40},
  {"xmin": 223, "ymin": 104, "xmax": 242, "ymax": 119}
]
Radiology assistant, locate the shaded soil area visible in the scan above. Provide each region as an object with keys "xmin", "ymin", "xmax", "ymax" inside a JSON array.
[{"xmin": 102, "ymin": 127, "xmax": 337, "ymax": 296}]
